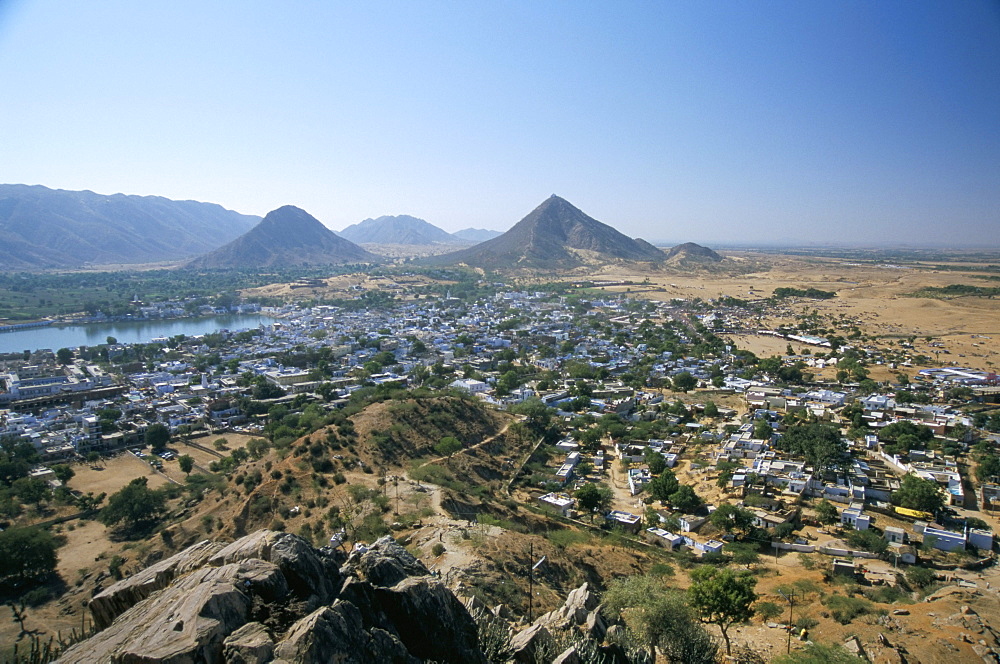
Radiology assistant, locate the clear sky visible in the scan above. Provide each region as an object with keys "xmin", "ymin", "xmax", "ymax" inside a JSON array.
[{"xmin": 1, "ymin": 1, "xmax": 997, "ymax": 247}]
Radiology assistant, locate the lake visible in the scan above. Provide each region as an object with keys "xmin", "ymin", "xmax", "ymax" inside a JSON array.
[{"xmin": 0, "ymin": 314, "xmax": 276, "ymax": 354}]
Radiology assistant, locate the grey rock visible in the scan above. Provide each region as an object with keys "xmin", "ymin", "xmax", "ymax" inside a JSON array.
[
  {"xmin": 374, "ymin": 577, "xmax": 486, "ymax": 664},
  {"xmin": 552, "ymin": 646, "xmax": 581, "ymax": 664},
  {"xmin": 211, "ymin": 530, "xmax": 336, "ymax": 603},
  {"xmin": 583, "ymin": 609, "xmax": 608, "ymax": 641},
  {"xmin": 272, "ymin": 601, "xmax": 416, "ymax": 664},
  {"xmin": 57, "ymin": 563, "xmax": 257, "ymax": 664},
  {"xmin": 510, "ymin": 624, "xmax": 553, "ymax": 664},
  {"xmin": 343, "ymin": 535, "xmax": 429, "ymax": 587},
  {"xmin": 89, "ymin": 539, "xmax": 223, "ymax": 629},
  {"xmin": 223, "ymin": 622, "xmax": 274, "ymax": 664}
]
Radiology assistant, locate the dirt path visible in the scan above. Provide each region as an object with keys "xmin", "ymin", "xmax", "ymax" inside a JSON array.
[{"xmin": 419, "ymin": 417, "xmax": 518, "ymax": 466}]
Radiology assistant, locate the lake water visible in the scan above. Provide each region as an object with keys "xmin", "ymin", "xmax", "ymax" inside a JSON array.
[{"xmin": 0, "ymin": 314, "xmax": 276, "ymax": 354}]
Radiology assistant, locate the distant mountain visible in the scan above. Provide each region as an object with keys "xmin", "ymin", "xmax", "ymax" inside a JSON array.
[
  {"xmin": 0, "ymin": 184, "xmax": 259, "ymax": 269},
  {"xmin": 188, "ymin": 206, "xmax": 378, "ymax": 269},
  {"xmin": 663, "ymin": 242, "xmax": 723, "ymax": 263},
  {"xmin": 453, "ymin": 228, "xmax": 502, "ymax": 243},
  {"xmin": 424, "ymin": 195, "xmax": 665, "ymax": 269},
  {"xmin": 338, "ymin": 215, "xmax": 458, "ymax": 245}
]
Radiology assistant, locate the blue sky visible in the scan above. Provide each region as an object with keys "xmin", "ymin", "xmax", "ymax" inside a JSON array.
[{"xmin": 1, "ymin": 1, "xmax": 997, "ymax": 247}]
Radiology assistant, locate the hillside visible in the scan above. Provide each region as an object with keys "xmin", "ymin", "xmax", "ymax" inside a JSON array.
[
  {"xmin": 188, "ymin": 205, "xmax": 378, "ymax": 269},
  {"xmin": 663, "ymin": 242, "xmax": 724, "ymax": 263},
  {"xmin": 0, "ymin": 184, "xmax": 259, "ymax": 269},
  {"xmin": 423, "ymin": 195, "xmax": 665, "ymax": 269},
  {"xmin": 338, "ymin": 214, "xmax": 461, "ymax": 245}
]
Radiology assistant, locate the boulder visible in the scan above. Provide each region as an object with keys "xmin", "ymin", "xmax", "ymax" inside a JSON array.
[
  {"xmin": 271, "ymin": 601, "xmax": 417, "ymax": 664},
  {"xmin": 510, "ymin": 624, "xmax": 553, "ymax": 664},
  {"xmin": 89, "ymin": 539, "xmax": 223, "ymax": 629},
  {"xmin": 57, "ymin": 563, "xmax": 257, "ymax": 663},
  {"xmin": 552, "ymin": 646, "xmax": 581, "ymax": 664},
  {"xmin": 343, "ymin": 535, "xmax": 429, "ymax": 587},
  {"xmin": 211, "ymin": 530, "xmax": 336, "ymax": 603},
  {"xmin": 223, "ymin": 622, "xmax": 274, "ymax": 664},
  {"xmin": 374, "ymin": 577, "xmax": 486, "ymax": 664},
  {"xmin": 584, "ymin": 609, "xmax": 608, "ymax": 641}
]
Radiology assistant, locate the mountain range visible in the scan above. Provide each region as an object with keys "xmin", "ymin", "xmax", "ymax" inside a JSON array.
[
  {"xmin": 337, "ymin": 215, "xmax": 502, "ymax": 246},
  {"xmin": 188, "ymin": 206, "xmax": 377, "ymax": 269},
  {"xmin": 0, "ymin": 184, "xmax": 259, "ymax": 269},
  {"xmin": 337, "ymin": 215, "xmax": 461, "ymax": 245},
  {"xmin": 423, "ymin": 195, "xmax": 667, "ymax": 269}
]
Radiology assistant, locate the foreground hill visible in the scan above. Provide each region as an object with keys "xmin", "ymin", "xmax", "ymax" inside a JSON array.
[
  {"xmin": 338, "ymin": 214, "xmax": 461, "ymax": 245},
  {"xmin": 423, "ymin": 195, "xmax": 665, "ymax": 269},
  {"xmin": 188, "ymin": 206, "xmax": 378, "ymax": 268},
  {"xmin": 0, "ymin": 184, "xmax": 259, "ymax": 269}
]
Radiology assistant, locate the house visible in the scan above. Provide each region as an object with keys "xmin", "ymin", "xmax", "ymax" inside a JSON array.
[
  {"xmin": 884, "ymin": 526, "xmax": 906, "ymax": 544},
  {"xmin": 628, "ymin": 468, "xmax": 652, "ymax": 495},
  {"xmin": 450, "ymin": 378, "xmax": 488, "ymax": 394},
  {"xmin": 921, "ymin": 526, "xmax": 966, "ymax": 552},
  {"xmin": 606, "ymin": 510, "xmax": 642, "ymax": 534},
  {"xmin": 841, "ymin": 506, "xmax": 871, "ymax": 531},
  {"xmin": 538, "ymin": 492, "xmax": 574, "ymax": 517},
  {"xmin": 554, "ymin": 452, "xmax": 581, "ymax": 484},
  {"xmin": 832, "ymin": 559, "xmax": 858, "ymax": 578},
  {"xmin": 645, "ymin": 527, "xmax": 684, "ymax": 550},
  {"xmin": 968, "ymin": 528, "xmax": 994, "ymax": 552}
]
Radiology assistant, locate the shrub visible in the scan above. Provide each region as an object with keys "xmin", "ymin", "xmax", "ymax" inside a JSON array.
[
  {"xmin": 432, "ymin": 542, "xmax": 445, "ymax": 556},
  {"xmin": 822, "ymin": 594, "xmax": 874, "ymax": 624},
  {"xmin": 756, "ymin": 601, "xmax": 783, "ymax": 621}
]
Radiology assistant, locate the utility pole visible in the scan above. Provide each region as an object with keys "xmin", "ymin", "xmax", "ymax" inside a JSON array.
[
  {"xmin": 777, "ymin": 590, "xmax": 797, "ymax": 654},
  {"xmin": 527, "ymin": 544, "xmax": 546, "ymax": 624}
]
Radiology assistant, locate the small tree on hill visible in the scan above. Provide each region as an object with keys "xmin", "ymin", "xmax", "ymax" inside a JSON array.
[
  {"xmin": 673, "ymin": 371, "xmax": 697, "ymax": 393},
  {"xmin": 434, "ymin": 436, "xmax": 462, "ymax": 460},
  {"xmin": 178, "ymin": 455, "xmax": 194, "ymax": 475},
  {"xmin": 688, "ymin": 566, "xmax": 758, "ymax": 657}
]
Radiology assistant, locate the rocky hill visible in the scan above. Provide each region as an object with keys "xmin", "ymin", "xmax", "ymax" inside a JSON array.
[
  {"xmin": 55, "ymin": 531, "xmax": 485, "ymax": 663},
  {"xmin": 0, "ymin": 184, "xmax": 259, "ymax": 269},
  {"xmin": 188, "ymin": 206, "xmax": 378, "ymax": 269},
  {"xmin": 338, "ymin": 215, "xmax": 462, "ymax": 245},
  {"xmin": 663, "ymin": 242, "xmax": 723, "ymax": 263},
  {"xmin": 423, "ymin": 195, "xmax": 665, "ymax": 270}
]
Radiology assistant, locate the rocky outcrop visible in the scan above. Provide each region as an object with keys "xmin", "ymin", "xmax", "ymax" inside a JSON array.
[
  {"xmin": 272, "ymin": 602, "xmax": 417, "ymax": 664},
  {"xmin": 341, "ymin": 535, "xmax": 429, "ymax": 587},
  {"xmin": 58, "ymin": 530, "xmax": 483, "ymax": 664},
  {"xmin": 88, "ymin": 539, "xmax": 224, "ymax": 629},
  {"xmin": 223, "ymin": 622, "xmax": 275, "ymax": 664},
  {"xmin": 373, "ymin": 577, "xmax": 486, "ymax": 664}
]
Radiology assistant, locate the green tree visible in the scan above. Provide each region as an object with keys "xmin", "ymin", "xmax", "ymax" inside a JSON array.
[
  {"xmin": 647, "ymin": 469, "xmax": 680, "ymax": 502},
  {"xmin": 814, "ymin": 499, "xmax": 839, "ymax": 525},
  {"xmin": 687, "ymin": 566, "xmax": 758, "ymax": 656},
  {"xmin": 778, "ymin": 422, "xmax": 848, "ymax": 474},
  {"xmin": 0, "ymin": 527, "xmax": 58, "ymax": 584},
  {"xmin": 905, "ymin": 565, "xmax": 936, "ymax": 589},
  {"xmin": 703, "ymin": 400, "xmax": 719, "ymax": 418},
  {"xmin": 51, "ymin": 463, "xmax": 75, "ymax": 484},
  {"xmin": 893, "ymin": 474, "xmax": 945, "ymax": 514},
  {"xmin": 710, "ymin": 503, "xmax": 755, "ymax": 538},
  {"xmin": 56, "ymin": 347, "xmax": 73, "ymax": 365},
  {"xmin": 644, "ymin": 447, "xmax": 666, "ymax": 475},
  {"xmin": 145, "ymin": 423, "xmax": 171, "ymax": 453},
  {"xmin": 434, "ymin": 436, "xmax": 463, "ymax": 459},
  {"xmin": 574, "ymin": 483, "xmax": 613, "ymax": 519},
  {"xmin": 669, "ymin": 484, "xmax": 703, "ymax": 513},
  {"xmin": 752, "ymin": 419, "xmax": 773, "ymax": 441},
  {"xmin": 603, "ymin": 574, "xmax": 718, "ymax": 663},
  {"xmin": 178, "ymin": 455, "xmax": 194, "ymax": 475},
  {"xmin": 673, "ymin": 371, "xmax": 698, "ymax": 393},
  {"xmin": 100, "ymin": 477, "xmax": 166, "ymax": 532}
]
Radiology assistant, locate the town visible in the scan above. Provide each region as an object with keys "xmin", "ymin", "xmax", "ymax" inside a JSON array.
[{"xmin": 3, "ymin": 270, "xmax": 1000, "ymax": 661}]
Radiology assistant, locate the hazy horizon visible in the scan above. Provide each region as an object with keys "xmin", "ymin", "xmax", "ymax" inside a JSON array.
[{"xmin": 1, "ymin": 2, "xmax": 997, "ymax": 248}]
